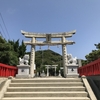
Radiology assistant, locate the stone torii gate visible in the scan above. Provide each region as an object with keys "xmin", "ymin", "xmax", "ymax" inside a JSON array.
[
  {"xmin": 45, "ymin": 65, "xmax": 58, "ymax": 76},
  {"xmin": 21, "ymin": 30, "xmax": 76, "ymax": 77}
]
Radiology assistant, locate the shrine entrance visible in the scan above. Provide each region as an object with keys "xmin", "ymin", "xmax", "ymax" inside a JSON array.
[
  {"xmin": 49, "ymin": 68, "xmax": 55, "ymax": 76},
  {"xmin": 21, "ymin": 30, "xmax": 76, "ymax": 77},
  {"xmin": 45, "ymin": 65, "xmax": 57, "ymax": 76}
]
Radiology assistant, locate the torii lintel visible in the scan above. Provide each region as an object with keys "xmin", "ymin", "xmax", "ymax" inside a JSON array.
[{"xmin": 21, "ymin": 30, "xmax": 76, "ymax": 38}]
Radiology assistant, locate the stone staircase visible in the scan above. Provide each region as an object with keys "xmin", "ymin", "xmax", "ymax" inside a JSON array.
[{"xmin": 2, "ymin": 78, "xmax": 91, "ymax": 100}]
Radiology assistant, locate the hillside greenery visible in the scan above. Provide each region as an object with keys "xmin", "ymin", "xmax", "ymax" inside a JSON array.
[
  {"xmin": 27, "ymin": 50, "xmax": 63, "ymax": 75},
  {"xmin": 35, "ymin": 50, "xmax": 62, "ymax": 73}
]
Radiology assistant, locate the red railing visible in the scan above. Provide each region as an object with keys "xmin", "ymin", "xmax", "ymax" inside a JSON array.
[
  {"xmin": 78, "ymin": 58, "xmax": 100, "ymax": 76},
  {"xmin": 0, "ymin": 63, "xmax": 18, "ymax": 77}
]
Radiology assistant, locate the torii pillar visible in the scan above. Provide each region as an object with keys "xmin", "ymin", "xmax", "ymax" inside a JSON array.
[
  {"xmin": 30, "ymin": 37, "xmax": 35, "ymax": 77},
  {"xmin": 62, "ymin": 36, "xmax": 68, "ymax": 77}
]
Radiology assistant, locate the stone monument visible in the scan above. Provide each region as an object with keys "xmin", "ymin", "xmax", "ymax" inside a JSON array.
[
  {"xmin": 40, "ymin": 70, "xmax": 46, "ymax": 77},
  {"xmin": 58, "ymin": 70, "xmax": 61, "ymax": 77},
  {"xmin": 67, "ymin": 54, "xmax": 79, "ymax": 77},
  {"xmin": 16, "ymin": 54, "xmax": 30, "ymax": 78}
]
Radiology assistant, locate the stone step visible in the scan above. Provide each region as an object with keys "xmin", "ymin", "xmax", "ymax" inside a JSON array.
[
  {"xmin": 2, "ymin": 78, "xmax": 91, "ymax": 100},
  {"xmin": 4, "ymin": 92, "xmax": 88, "ymax": 97},
  {"xmin": 2, "ymin": 97, "xmax": 90, "ymax": 100},
  {"xmin": 7, "ymin": 87, "xmax": 85, "ymax": 92},
  {"xmin": 11, "ymin": 78, "xmax": 82, "ymax": 83},
  {"xmin": 9, "ymin": 82, "xmax": 83, "ymax": 87}
]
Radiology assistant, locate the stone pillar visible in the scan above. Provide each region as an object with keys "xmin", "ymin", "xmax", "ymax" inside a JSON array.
[
  {"xmin": 46, "ymin": 66, "xmax": 49, "ymax": 76},
  {"xmin": 77, "ymin": 59, "xmax": 82, "ymax": 67},
  {"xmin": 59, "ymin": 70, "xmax": 61, "ymax": 77},
  {"xmin": 30, "ymin": 37, "xmax": 35, "ymax": 77},
  {"xmin": 55, "ymin": 66, "xmax": 56, "ymax": 76},
  {"xmin": 62, "ymin": 36, "xmax": 68, "ymax": 77}
]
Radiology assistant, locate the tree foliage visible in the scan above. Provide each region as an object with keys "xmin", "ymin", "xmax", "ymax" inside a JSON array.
[
  {"xmin": 0, "ymin": 37, "xmax": 26, "ymax": 66},
  {"xmin": 82, "ymin": 43, "xmax": 100, "ymax": 65}
]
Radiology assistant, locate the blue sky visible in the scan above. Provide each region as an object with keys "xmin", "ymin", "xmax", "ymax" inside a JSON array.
[{"xmin": 0, "ymin": 0, "xmax": 100, "ymax": 59}]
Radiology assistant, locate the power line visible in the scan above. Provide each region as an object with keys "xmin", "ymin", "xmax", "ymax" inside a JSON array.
[
  {"xmin": 0, "ymin": 23, "xmax": 7, "ymax": 38},
  {"xmin": 0, "ymin": 13, "xmax": 10, "ymax": 39}
]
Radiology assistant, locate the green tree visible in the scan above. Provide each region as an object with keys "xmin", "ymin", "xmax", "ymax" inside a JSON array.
[
  {"xmin": 95, "ymin": 43, "xmax": 100, "ymax": 49},
  {"xmin": 0, "ymin": 37, "xmax": 18, "ymax": 65},
  {"xmin": 0, "ymin": 37, "xmax": 26, "ymax": 66},
  {"xmin": 82, "ymin": 43, "xmax": 100, "ymax": 65},
  {"xmin": 8, "ymin": 39, "xmax": 26, "ymax": 58},
  {"xmin": 18, "ymin": 40, "xmax": 26, "ymax": 58}
]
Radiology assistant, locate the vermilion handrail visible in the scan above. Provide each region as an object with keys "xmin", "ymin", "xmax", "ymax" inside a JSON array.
[
  {"xmin": 78, "ymin": 58, "xmax": 100, "ymax": 76},
  {"xmin": 0, "ymin": 63, "xmax": 18, "ymax": 77}
]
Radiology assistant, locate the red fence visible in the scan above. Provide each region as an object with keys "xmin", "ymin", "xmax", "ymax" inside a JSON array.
[
  {"xmin": 78, "ymin": 58, "xmax": 100, "ymax": 76},
  {"xmin": 0, "ymin": 63, "xmax": 18, "ymax": 77}
]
